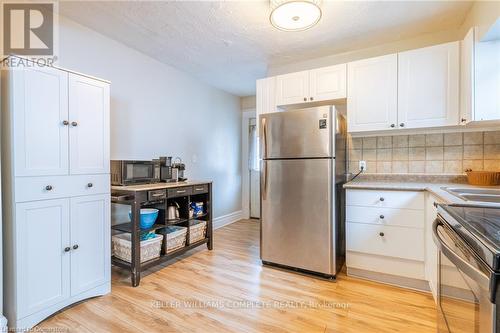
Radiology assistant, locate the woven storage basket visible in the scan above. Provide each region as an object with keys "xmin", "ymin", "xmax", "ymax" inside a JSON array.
[
  {"xmin": 164, "ymin": 226, "xmax": 187, "ymax": 253},
  {"xmin": 466, "ymin": 170, "xmax": 500, "ymax": 186},
  {"xmin": 190, "ymin": 220, "xmax": 207, "ymax": 243},
  {"xmin": 112, "ymin": 233, "xmax": 162, "ymax": 263}
]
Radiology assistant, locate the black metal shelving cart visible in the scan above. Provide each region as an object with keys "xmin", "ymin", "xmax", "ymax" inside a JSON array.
[{"xmin": 110, "ymin": 181, "xmax": 213, "ymax": 287}]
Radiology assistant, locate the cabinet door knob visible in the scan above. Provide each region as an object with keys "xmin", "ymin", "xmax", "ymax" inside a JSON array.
[
  {"xmin": 73, "ymin": 244, "xmax": 79, "ymax": 250},
  {"xmin": 62, "ymin": 120, "xmax": 69, "ymax": 126},
  {"xmin": 379, "ymin": 232, "xmax": 385, "ymax": 237},
  {"xmin": 45, "ymin": 185, "xmax": 53, "ymax": 191},
  {"xmin": 390, "ymin": 124, "xmax": 395, "ymax": 128},
  {"xmin": 461, "ymin": 118, "xmax": 467, "ymax": 123},
  {"xmin": 87, "ymin": 182, "xmax": 93, "ymax": 188},
  {"xmin": 379, "ymin": 197, "xmax": 385, "ymax": 201},
  {"xmin": 71, "ymin": 121, "xmax": 78, "ymax": 127},
  {"xmin": 399, "ymin": 123, "xmax": 405, "ymax": 127},
  {"xmin": 303, "ymin": 97, "xmax": 307, "ymax": 101},
  {"xmin": 64, "ymin": 247, "xmax": 71, "ymax": 252},
  {"xmin": 310, "ymin": 97, "xmax": 314, "ymax": 101},
  {"xmin": 379, "ymin": 215, "xmax": 385, "ymax": 219}
]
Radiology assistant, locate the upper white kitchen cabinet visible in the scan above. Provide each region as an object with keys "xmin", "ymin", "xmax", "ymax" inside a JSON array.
[
  {"xmin": 12, "ymin": 65, "xmax": 70, "ymax": 177},
  {"xmin": 461, "ymin": 24, "xmax": 500, "ymax": 124},
  {"xmin": 461, "ymin": 28, "xmax": 475, "ymax": 125},
  {"xmin": 398, "ymin": 42, "xmax": 460, "ymax": 129},
  {"xmin": 69, "ymin": 74, "xmax": 110, "ymax": 175},
  {"xmin": 347, "ymin": 54, "xmax": 398, "ymax": 132},
  {"xmin": 309, "ymin": 64, "xmax": 347, "ymax": 102},
  {"xmin": 276, "ymin": 70, "xmax": 309, "ymax": 105},
  {"xmin": 256, "ymin": 76, "xmax": 277, "ymax": 135},
  {"xmin": 275, "ymin": 64, "xmax": 347, "ymax": 106},
  {"xmin": 10, "ymin": 64, "xmax": 110, "ymax": 177}
]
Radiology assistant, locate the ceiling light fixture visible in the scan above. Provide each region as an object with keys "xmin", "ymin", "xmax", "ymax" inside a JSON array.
[{"xmin": 270, "ymin": 0, "xmax": 322, "ymax": 32}]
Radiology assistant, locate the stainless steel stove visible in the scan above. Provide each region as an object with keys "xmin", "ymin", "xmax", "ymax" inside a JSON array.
[{"xmin": 434, "ymin": 204, "xmax": 500, "ymax": 333}]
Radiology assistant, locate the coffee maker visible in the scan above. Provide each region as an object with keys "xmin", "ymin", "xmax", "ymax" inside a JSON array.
[
  {"xmin": 172, "ymin": 157, "xmax": 187, "ymax": 182},
  {"xmin": 158, "ymin": 156, "xmax": 176, "ymax": 183}
]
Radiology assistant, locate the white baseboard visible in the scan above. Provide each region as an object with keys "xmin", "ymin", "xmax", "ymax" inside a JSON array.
[{"xmin": 213, "ymin": 210, "xmax": 243, "ymax": 230}]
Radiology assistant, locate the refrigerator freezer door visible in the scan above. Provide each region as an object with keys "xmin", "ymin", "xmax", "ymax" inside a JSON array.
[
  {"xmin": 260, "ymin": 106, "xmax": 333, "ymax": 159},
  {"xmin": 261, "ymin": 158, "xmax": 334, "ymax": 275}
]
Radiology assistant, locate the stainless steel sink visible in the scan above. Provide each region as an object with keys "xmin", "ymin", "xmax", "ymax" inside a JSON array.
[
  {"xmin": 460, "ymin": 194, "xmax": 500, "ymax": 203},
  {"xmin": 442, "ymin": 187, "xmax": 500, "ymax": 203}
]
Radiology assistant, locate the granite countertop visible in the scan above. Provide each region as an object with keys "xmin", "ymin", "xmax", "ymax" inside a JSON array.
[
  {"xmin": 344, "ymin": 174, "xmax": 500, "ymax": 207},
  {"xmin": 111, "ymin": 180, "xmax": 212, "ymax": 192}
]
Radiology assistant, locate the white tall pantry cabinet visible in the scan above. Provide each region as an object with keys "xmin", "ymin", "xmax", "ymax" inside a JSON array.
[{"xmin": 1, "ymin": 57, "xmax": 111, "ymax": 330}]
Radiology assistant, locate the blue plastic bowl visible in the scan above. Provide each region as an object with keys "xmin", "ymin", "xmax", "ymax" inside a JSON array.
[{"xmin": 128, "ymin": 208, "xmax": 159, "ymax": 229}]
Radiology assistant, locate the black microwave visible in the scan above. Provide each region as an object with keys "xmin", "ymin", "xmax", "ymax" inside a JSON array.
[{"xmin": 111, "ymin": 160, "xmax": 161, "ymax": 186}]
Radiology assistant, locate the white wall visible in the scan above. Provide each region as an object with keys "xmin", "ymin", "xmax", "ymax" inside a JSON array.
[
  {"xmin": 268, "ymin": 28, "xmax": 461, "ymax": 76},
  {"xmin": 460, "ymin": 1, "xmax": 500, "ymax": 39},
  {"xmin": 240, "ymin": 96, "xmax": 256, "ymax": 110},
  {"xmin": 56, "ymin": 16, "xmax": 242, "ymax": 218}
]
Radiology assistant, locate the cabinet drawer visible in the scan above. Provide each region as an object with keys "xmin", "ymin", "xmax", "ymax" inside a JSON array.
[
  {"xmin": 72, "ymin": 174, "xmax": 110, "ymax": 197},
  {"xmin": 346, "ymin": 189, "xmax": 424, "ymax": 210},
  {"xmin": 167, "ymin": 186, "xmax": 192, "ymax": 198},
  {"xmin": 192, "ymin": 184, "xmax": 208, "ymax": 194},
  {"xmin": 346, "ymin": 206, "xmax": 424, "ymax": 229},
  {"xmin": 346, "ymin": 222, "xmax": 424, "ymax": 261},
  {"xmin": 15, "ymin": 174, "xmax": 110, "ymax": 202},
  {"xmin": 148, "ymin": 189, "xmax": 167, "ymax": 201}
]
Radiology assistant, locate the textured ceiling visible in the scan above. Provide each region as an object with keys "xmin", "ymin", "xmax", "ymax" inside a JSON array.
[{"xmin": 60, "ymin": 1, "xmax": 473, "ymax": 96}]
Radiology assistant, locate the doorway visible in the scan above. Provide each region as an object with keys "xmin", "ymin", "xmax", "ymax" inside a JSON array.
[{"xmin": 248, "ymin": 118, "xmax": 260, "ymax": 219}]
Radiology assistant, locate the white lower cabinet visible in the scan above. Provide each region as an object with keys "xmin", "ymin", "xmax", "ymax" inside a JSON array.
[
  {"xmin": 70, "ymin": 195, "xmax": 110, "ymax": 296},
  {"xmin": 347, "ymin": 188, "xmax": 465, "ymax": 301},
  {"xmin": 346, "ymin": 189, "xmax": 428, "ymax": 289},
  {"xmin": 347, "ymin": 223, "xmax": 424, "ymax": 261},
  {"xmin": 425, "ymin": 193, "xmax": 441, "ymax": 302},
  {"xmin": 16, "ymin": 199, "xmax": 71, "ymax": 318},
  {"xmin": 13, "ymin": 195, "xmax": 110, "ymax": 327}
]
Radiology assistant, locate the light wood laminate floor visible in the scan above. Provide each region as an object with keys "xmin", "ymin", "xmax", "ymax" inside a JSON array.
[{"xmin": 37, "ymin": 219, "xmax": 437, "ymax": 332}]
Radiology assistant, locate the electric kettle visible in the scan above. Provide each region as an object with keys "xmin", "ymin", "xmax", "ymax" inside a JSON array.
[{"xmin": 167, "ymin": 202, "xmax": 180, "ymax": 220}]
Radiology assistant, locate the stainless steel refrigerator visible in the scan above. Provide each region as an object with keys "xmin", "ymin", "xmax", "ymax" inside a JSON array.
[{"xmin": 259, "ymin": 105, "xmax": 346, "ymax": 278}]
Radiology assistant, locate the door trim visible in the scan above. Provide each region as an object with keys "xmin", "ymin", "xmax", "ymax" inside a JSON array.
[{"xmin": 241, "ymin": 109, "xmax": 256, "ymax": 220}]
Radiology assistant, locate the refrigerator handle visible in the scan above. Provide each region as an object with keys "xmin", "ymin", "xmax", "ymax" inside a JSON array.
[
  {"xmin": 261, "ymin": 117, "xmax": 268, "ymax": 200},
  {"xmin": 261, "ymin": 117, "xmax": 267, "ymax": 160},
  {"xmin": 262, "ymin": 160, "xmax": 268, "ymax": 200}
]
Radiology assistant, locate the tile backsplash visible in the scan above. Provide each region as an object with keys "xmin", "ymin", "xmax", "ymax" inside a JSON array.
[{"xmin": 348, "ymin": 131, "xmax": 500, "ymax": 175}]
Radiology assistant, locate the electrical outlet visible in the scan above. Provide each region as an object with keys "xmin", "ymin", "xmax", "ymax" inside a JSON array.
[{"xmin": 359, "ymin": 160, "xmax": 367, "ymax": 171}]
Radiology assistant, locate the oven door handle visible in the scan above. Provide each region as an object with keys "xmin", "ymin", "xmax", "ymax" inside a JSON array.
[{"xmin": 432, "ymin": 218, "xmax": 491, "ymax": 290}]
